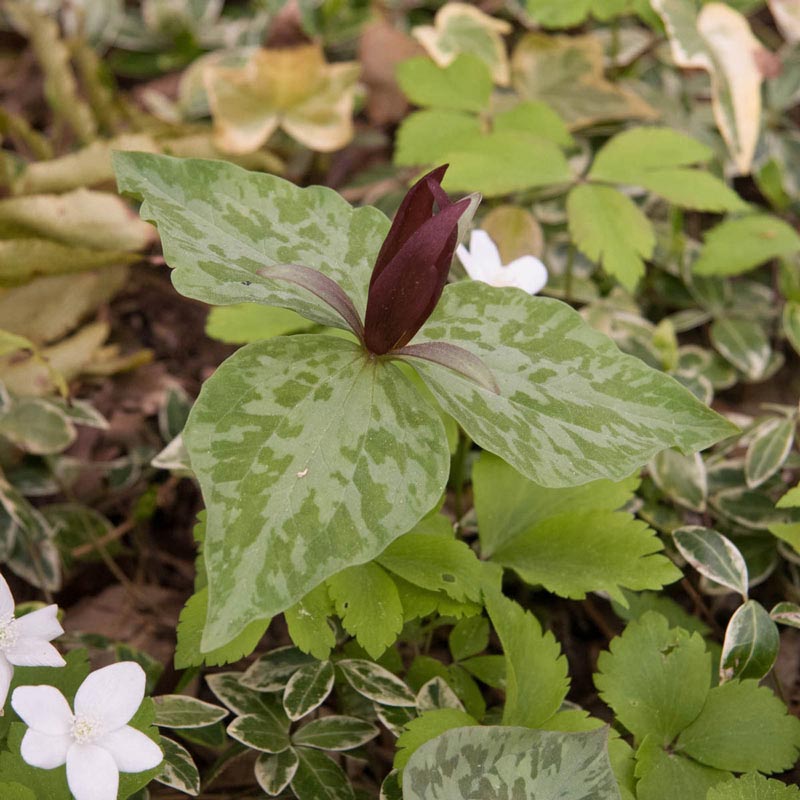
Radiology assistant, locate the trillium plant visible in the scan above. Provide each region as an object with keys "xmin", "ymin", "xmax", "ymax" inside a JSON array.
[{"xmin": 113, "ymin": 152, "xmax": 737, "ymax": 658}]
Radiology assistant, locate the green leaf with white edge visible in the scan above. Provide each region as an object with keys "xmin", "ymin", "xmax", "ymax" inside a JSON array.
[
  {"xmin": 567, "ymin": 184, "xmax": 655, "ymax": 289},
  {"xmin": 206, "ymin": 672, "xmax": 289, "ymax": 720},
  {"xmin": 403, "ymin": 726, "xmax": 621, "ymax": 800},
  {"xmin": 672, "ymin": 526, "xmax": 748, "ymax": 599},
  {"xmin": 154, "ymin": 737, "xmax": 201, "ymax": 796},
  {"xmin": 676, "ymin": 680, "xmax": 800, "ymax": 773},
  {"xmin": 770, "ymin": 601, "xmax": 800, "ymax": 628},
  {"xmin": 472, "ymin": 451, "xmax": 638, "ymax": 557},
  {"xmin": 693, "ymin": 215, "xmax": 800, "ymax": 277},
  {"xmin": 720, "ymin": 600, "xmax": 779, "ymax": 682},
  {"xmin": 395, "ymin": 54, "xmax": 492, "ymax": 112},
  {"xmin": 493, "ymin": 510, "xmax": 680, "ymax": 603},
  {"xmin": 634, "ymin": 734, "xmax": 730, "ymax": 800},
  {"xmin": 291, "ymin": 716, "xmax": 379, "ymax": 751},
  {"xmin": 394, "ymin": 109, "xmax": 482, "ymax": 167},
  {"xmin": 255, "ymin": 748, "xmax": 299, "ymax": 796},
  {"xmin": 206, "ymin": 304, "xmax": 314, "ymax": 344},
  {"xmin": 492, "ymin": 101, "xmax": 574, "ymax": 147},
  {"xmin": 394, "ymin": 708, "xmax": 479, "ymax": 771},
  {"xmin": 0, "ymin": 398, "xmax": 76, "ymax": 454},
  {"xmin": 227, "ymin": 713, "xmax": 291, "ymax": 754},
  {"xmin": 241, "ymin": 646, "xmax": 317, "ymax": 692},
  {"xmin": 337, "ymin": 659, "xmax": 416, "ymax": 707},
  {"xmin": 153, "ymin": 695, "xmax": 228, "ymax": 729},
  {"xmin": 449, "ymin": 615, "xmax": 489, "ymax": 662},
  {"xmin": 783, "ymin": 301, "xmax": 800, "ymax": 356},
  {"xmin": 113, "ymin": 152, "xmax": 389, "ymax": 329},
  {"xmin": 649, "ymin": 449, "xmax": 707, "ymax": 512},
  {"xmin": 745, "ymin": 417, "xmax": 796, "ymax": 489},
  {"xmin": 594, "ymin": 612, "xmax": 711, "ymax": 744},
  {"xmin": 710, "ymin": 317, "xmax": 771, "ymax": 381},
  {"xmin": 184, "ymin": 336, "xmax": 449, "ymax": 651},
  {"xmin": 377, "ymin": 532, "xmax": 482, "ymax": 603},
  {"xmin": 414, "ymin": 283, "xmax": 737, "ymax": 488},
  {"xmin": 708, "ymin": 773, "xmax": 800, "ymax": 799},
  {"xmin": 326, "ymin": 562, "xmax": 403, "ymax": 658},
  {"xmin": 291, "ymin": 748, "xmax": 354, "ymax": 800},
  {"xmin": 282, "ymin": 660, "xmax": 335, "ymax": 721},
  {"xmin": 284, "ymin": 583, "xmax": 337, "ymax": 661},
  {"xmin": 441, "ymin": 131, "xmax": 572, "ymax": 197},
  {"xmin": 415, "ymin": 676, "xmax": 465, "ymax": 713},
  {"xmin": 484, "ymin": 586, "xmax": 569, "ymax": 727}
]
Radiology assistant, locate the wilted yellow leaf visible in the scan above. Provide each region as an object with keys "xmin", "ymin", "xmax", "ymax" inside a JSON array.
[
  {"xmin": 204, "ymin": 44, "xmax": 360, "ymax": 154},
  {"xmin": 412, "ymin": 2, "xmax": 512, "ymax": 86},
  {"xmin": 511, "ymin": 33, "xmax": 657, "ymax": 129}
]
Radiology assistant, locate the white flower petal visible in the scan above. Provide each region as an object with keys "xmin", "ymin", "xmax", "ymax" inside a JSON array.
[
  {"xmin": 469, "ymin": 230, "xmax": 503, "ymax": 271},
  {"xmin": 97, "ymin": 725, "xmax": 162, "ymax": 773},
  {"xmin": 0, "ymin": 573, "xmax": 14, "ymax": 618},
  {"xmin": 0, "ymin": 653, "xmax": 12, "ymax": 709},
  {"xmin": 11, "ymin": 685, "xmax": 73, "ymax": 734},
  {"xmin": 74, "ymin": 662, "xmax": 145, "ymax": 731},
  {"xmin": 15, "ymin": 605, "xmax": 63, "ymax": 642},
  {"xmin": 455, "ymin": 243, "xmax": 478, "ymax": 278},
  {"xmin": 503, "ymin": 255, "xmax": 549, "ymax": 295},
  {"xmin": 6, "ymin": 637, "xmax": 66, "ymax": 668},
  {"xmin": 20, "ymin": 728, "xmax": 71, "ymax": 768},
  {"xmin": 67, "ymin": 743, "xmax": 119, "ymax": 800}
]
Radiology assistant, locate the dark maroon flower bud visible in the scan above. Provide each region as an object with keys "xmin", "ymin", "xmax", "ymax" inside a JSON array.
[{"xmin": 364, "ymin": 166, "xmax": 473, "ymax": 355}]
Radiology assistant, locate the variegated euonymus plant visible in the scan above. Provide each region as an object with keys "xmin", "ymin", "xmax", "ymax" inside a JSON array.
[{"xmin": 113, "ymin": 153, "xmax": 736, "ymax": 655}]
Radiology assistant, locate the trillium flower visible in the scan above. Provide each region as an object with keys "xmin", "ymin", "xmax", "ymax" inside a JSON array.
[
  {"xmin": 457, "ymin": 229, "xmax": 548, "ymax": 295},
  {"xmin": 0, "ymin": 572, "xmax": 64, "ymax": 709},
  {"xmin": 11, "ymin": 661, "xmax": 162, "ymax": 800}
]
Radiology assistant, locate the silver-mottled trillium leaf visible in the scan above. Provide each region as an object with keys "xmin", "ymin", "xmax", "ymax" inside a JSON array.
[
  {"xmin": 415, "ymin": 282, "xmax": 737, "ymax": 486},
  {"xmin": 402, "ymin": 727, "xmax": 620, "ymax": 800},
  {"xmin": 113, "ymin": 152, "xmax": 389, "ymax": 329},
  {"xmin": 185, "ymin": 335, "xmax": 449, "ymax": 651}
]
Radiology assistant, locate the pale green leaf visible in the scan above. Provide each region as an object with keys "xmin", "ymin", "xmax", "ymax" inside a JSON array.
[
  {"xmin": 710, "ymin": 317, "xmax": 771, "ymax": 380},
  {"xmin": 394, "ymin": 709, "xmax": 479, "ymax": 771},
  {"xmin": 403, "ymin": 727, "xmax": 621, "ymax": 800},
  {"xmin": 394, "ymin": 109, "xmax": 482, "ymax": 167},
  {"xmin": 290, "ymin": 747, "xmax": 354, "ymax": 800},
  {"xmin": 184, "ymin": 336, "xmax": 448, "ymax": 651},
  {"xmin": 255, "ymin": 748, "xmax": 298, "ymax": 796},
  {"xmin": 494, "ymin": 510, "xmax": 680, "ymax": 603},
  {"xmin": 484, "ymin": 587, "xmax": 569, "ymax": 727},
  {"xmin": 649, "ymin": 449, "xmax": 707, "ymax": 512},
  {"xmin": 449, "ymin": 616, "xmax": 489, "ymax": 662},
  {"xmin": 677, "ymin": 680, "xmax": 800, "ymax": 773},
  {"xmin": 707, "ymin": 773, "xmax": 800, "ymax": 800},
  {"xmin": 776, "ymin": 484, "xmax": 800, "ymax": 508},
  {"xmin": 720, "ymin": 601, "xmax": 779, "ymax": 681},
  {"xmin": 492, "ymin": 100, "xmax": 573, "ymax": 146},
  {"xmin": 672, "ymin": 526, "xmax": 748, "ymax": 598},
  {"xmin": 284, "ymin": 584, "xmax": 337, "ymax": 661},
  {"xmin": 693, "ymin": 215, "xmax": 800, "ymax": 277},
  {"xmin": 154, "ymin": 737, "xmax": 201, "ymax": 796},
  {"xmin": 337, "ymin": 659, "xmax": 416, "ymax": 707},
  {"xmin": 206, "ymin": 304, "xmax": 313, "ymax": 344},
  {"xmin": 414, "ymin": 282, "xmax": 737, "ymax": 488},
  {"xmin": 745, "ymin": 418, "xmax": 796, "ymax": 489},
  {"xmin": 524, "ymin": 0, "xmax": 592, "ymax": 28},
  {"xmin": 595, "ymin": 612, "xmax": 711, "ymax": 744},
  {"xmin": 282, "ymin": 661, "xmax": 334, "ymax": 721},
  {"xmin": 153, "ymin": 695, "xmax": 228, "ymax": 729},
  {"xmin": 292, "ymin": 716, "xmax": 378, "ymax": 751},
  {"xmin": 567, "ymin": 184, "xmax": 655, "ymax": 289},
  {"xmin": 395, "ymin": 54, "xmax": 492, "ymax": 112}
]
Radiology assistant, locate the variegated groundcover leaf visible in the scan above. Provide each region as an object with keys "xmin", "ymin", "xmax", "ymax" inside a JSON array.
[
  {"xmin": 114, "ymin": 153, "xmax": 737, "ymax": 653},
  {"xmin": 402, "ymin": 726, "xmax": 620, "ymax": 800}
]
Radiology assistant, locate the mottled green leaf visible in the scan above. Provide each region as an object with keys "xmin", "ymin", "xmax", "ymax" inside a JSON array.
[
  {"xmin": 291, "ymin": 716, "xmax": 378, "ymax": 751},
  {"xmin": 677, "ymin": 680, "xmax": 800, "ymax": 772},
  {"xmin": 337, "ymin": 659, "xmax": 416, "ymax": 707},
  {"xmin": 113, "ymin": 152, "xmax": 389, "ymax": 328},
  {"xmin": 415, "ymin": 283, "xmax": 736, "ymax": 488},
  {"xmin": 403, "ymin": 727, "xmax": 621, "ymax": 800},
  {"xmin": 720, "ymin": 601, "xmax": 779, "ymax": 681},
  {"xmin": 595, "ymin": 612, "xmax": 711, "ymax": 744},
  {"xmin": 153, "ymin": 695, "xmax": 228, "ymax": 729},
  {"xmin": 255, "ymin": 748, "xmax": 299, "ymax": 796},
  {"xmin": 649, "ymin": 449, "xmax": 707, "ymax": 512},
  {"xmin": 708, "ymin": 772, "xmax": 800, "ymax": 799},
  {"xmin": 291, "ymin": 748, "xmax": 354, "ymax": 800},
  {"xmin": 395, "ymin": 54, "xmax": 492, "ymax": 112},
  {"xmin": 672, "ymin": 526, "xmax": 748, "ymax": 598},
  {"xmin": 710, "ymin": 317, "xmax": 771, "ymax": 380},
  {"xmin": 154, "ymin": 737, "xmax": 201, "ymax": 796},
  {"xmin": 282, "ymin": 660, "xmax": 334, "ymax": 721},
  {"xmin": 184, "ymin": 336, "xmax": 448, "ymax": 651},
  {"xmin": 745, "ymin": 417, "xmax": 796, "ymax": 488}
]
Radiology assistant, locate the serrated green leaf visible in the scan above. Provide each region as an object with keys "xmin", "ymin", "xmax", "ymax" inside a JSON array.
[
  {"xmin": 291, "ymin": 747, "xmax": 354, "ymax": 800},
  {"xmin": 595, "ymin": 612, "xmax": 711, "ymax": 744},
  {"xmin": 693, "ymin": 215, "xmax": 800, "ymax": 277},
  {"xmin": 484, "ymin": 587, "xmax": 569, "ymax": 727},
  {"xmin": 337, "ymin": 659, "xmax": 416, "ymax": 707},
  {"xmin": 677, "ymin": 680, "xmax": 800, "ymax": 772},
  {"xmin": 493, "ymin": 510, "xmax": 680, "ymax": 603},
  {"xmin": 613, "ymin": 590, "xmax": 711, "ymax": 637},
  {"xmin": 710, "ymin": 317, "xmax": 771, "ymax": 380},
  {"xmin": 707, "ymin": 772, "xmax": 800, "ymax": 799},
  {"xmin": 291, "ymin": 716, "xmax": 378, "ymax": 751},
  {"xmin": 154, "ymin": 737, "xmax": 201, "ymax": 796},
  {"xmin": 282, "ymin": 661, "xmax": 334, "ymax": 721},
  {"xmin": 326, "ymin": 562, "xmax": 403, "ymax": 658},
  {"xmin": 567, "ymin": 184, "xmax": 655, "ymax": 289},
  {"xmin": 206, "ymin": 303, "xmax": 313, "ymax": 344},
  {"xmin": 394, "ymin": 708, "xmax": 479, "ymax": 770},
  {"xmin": 449, "ymin": 615, "xmax": 489, "ymax": 662},
  {"xmin": 628, "ymin": 169, "xmax": 747, "ymax": 212},
  {"xmin": 284, "ymin": 583, "xmax": 337, "ymax": 661},
  {"xmin": 395, "ymin": 54, "xmax": 492, "ymax": 112},
  {"xmin": 672, "ymin": 526, "xmax": 748, "ymax": 598},
  {"xmin": 403, "ymin": 726, "xmax": 621, "ymax": 799},
  {"xmin": 184, "ymin": 336, "xmax": 448, "ymax": 651},
  {"xmin": 649, "ymin": 449, "xmax": 707, "ymax": 512},
  {"xmin": 153, "ymin": 695, "xmax": 228, "ymax": 729},
  {"xmin": 255, "ymin": 748, "xmax": 299, "ymax": 796},
  {"xmin": 113, "ymin": 152, "xmax": 389, "ymax": 328},
  {"xmin": 492, "ymin": 100, "xmax": 573, "ymax": 146},
  {"xmin": 394, "ymin": 109, "xmax": 482, "ymax": 167},
  {"xmin": 720, "ymin": 601, "xmax": 779, "ymax": 681},
  {"xmin": 415, "ymin": 283, "xmax": 737, "ymax": 488},
  {"xmin": 745, "ymin": 418, "xmax": 796, "ymax": 489}
]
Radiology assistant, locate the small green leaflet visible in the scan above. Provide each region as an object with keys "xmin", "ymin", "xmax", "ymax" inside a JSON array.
[
  {"xmin": 720, "ymin": 601, "xmax": 779, "ymax": 682},
  {"xmin": 403, "ymin": 727, "xmax": 621, "ymax": 800},
  {"xmin": 395, "ymin": 54, "xmax": 492, "ymax": 113},
  {"xmin": 672, "ymin": 526, "xmax": 748, "ymax": 599},
  {"xmin": 707, "ymin": 773, "xmax": 800, "ymax": 799}
]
